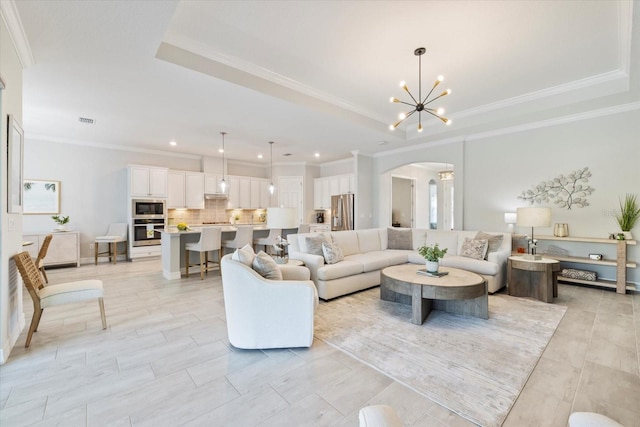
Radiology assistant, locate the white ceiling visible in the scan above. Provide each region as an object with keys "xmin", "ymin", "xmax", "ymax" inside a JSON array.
[{"xmin": 11, "ymin": 0, "xmax": 636, "ymax": 165}]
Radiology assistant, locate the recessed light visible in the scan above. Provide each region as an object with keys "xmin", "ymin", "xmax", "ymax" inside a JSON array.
[
  {"xmin": 169, "ymin": 140, "xmax": 177, "ymax": 146},
  {"xmin": 218, "ymin": 148, "xmax": 224, "ymax": 153},
  {"xmin": 378, "ymin": 141, "xmax": 388, "ymax": 145},
  {"xmin": 314, "ymin": 153, "xmax": 320, "ymax": 158},
  {"xmin": 258, "ymin": 154, "xmax": 263, "ymax": 159}
]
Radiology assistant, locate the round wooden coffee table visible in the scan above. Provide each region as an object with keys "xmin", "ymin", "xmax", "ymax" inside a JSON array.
[{"xmin": 380, "ymin": 264, "xmax": 488, "ymax": 324}]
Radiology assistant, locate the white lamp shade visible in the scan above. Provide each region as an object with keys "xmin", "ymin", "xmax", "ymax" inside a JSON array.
[
  {"xmin": 267, "ymin": 207, "xmax": 298, "ymax": 229},
  {"xmin": 516, "ymin": 207, "xmax": 551, "ymax": 227},
  {"xmin": 504, "ymin": 212, "xmax": 517, "ymax": 224}
]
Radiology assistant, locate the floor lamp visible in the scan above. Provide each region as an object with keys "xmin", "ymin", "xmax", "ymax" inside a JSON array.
[{"xmin": 516, "ymin": 207, "xmax": 551, "ymax": 260}]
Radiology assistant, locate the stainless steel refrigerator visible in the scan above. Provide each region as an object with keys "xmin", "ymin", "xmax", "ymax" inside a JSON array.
[{"xmin": 331, "ymin": 194, "xmax": 355, "ymax": 231}]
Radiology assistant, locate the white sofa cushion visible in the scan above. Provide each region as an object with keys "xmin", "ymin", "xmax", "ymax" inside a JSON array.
[
  {"xmin": 380, "ymin": 249, "xmax": 411, "ymax": 265},
  {"xmin": 331, "ymin": 230, "xmax": 360, "ymax": 256},
  {"xmin": 317, "ymin": 260, "xmax": 363, "ymax": 281},
  {"xmin": 345, "ymin": 252, "xmax": 391, "ymax": 273},
  {"xmin": 440, "ymin": 255, "xmax": 499, "ymax": 276},
  {"xmin": 412, "ymin": 229, "xmax": 428, "ymax": 250},
  {"xmin": 425, "ymin": 230, "xmax": 459, "ymax": 255},
  {"xmin": 358, "ymin": 229, "xmax": 382, "ymax": 253}
]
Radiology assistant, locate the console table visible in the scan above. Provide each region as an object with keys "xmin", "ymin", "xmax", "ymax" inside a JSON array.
[{"xmin": 22, "ymin": 231, "xmax": 80, "ymax": 267}]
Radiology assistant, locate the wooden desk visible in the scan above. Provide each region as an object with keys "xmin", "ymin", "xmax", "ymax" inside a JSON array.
[{"xmin": 508, "ymin": 256, "xmax": 560, "ymax": 303}]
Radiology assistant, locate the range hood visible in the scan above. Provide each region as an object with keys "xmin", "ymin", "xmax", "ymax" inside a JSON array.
[{"xmin": 204, "ymin": 193, "xmax": 229, "ymax": 200}]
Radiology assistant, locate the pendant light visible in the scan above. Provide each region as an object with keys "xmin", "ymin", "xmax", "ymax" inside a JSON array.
[
  {"xmin": 220, "ymin": 132, "xmax": 227, "ymax": 193},
  {"xmin": 268, "ymin": 141, "xmax": 275, "ymax": 195}
]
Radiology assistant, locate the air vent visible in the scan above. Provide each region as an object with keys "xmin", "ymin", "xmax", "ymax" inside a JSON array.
[
  {"xmin": 78, "ymin": 117, "xmax": 95, "ymax": 124},
  {"xmin": 282, "ymin": 153, "xmax": 292, "ymax": 156}
]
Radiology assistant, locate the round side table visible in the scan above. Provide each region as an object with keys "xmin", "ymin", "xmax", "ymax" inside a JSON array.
[{"xmin": 507, "ymin": 255, "xmax": 560, "ymax": 303}]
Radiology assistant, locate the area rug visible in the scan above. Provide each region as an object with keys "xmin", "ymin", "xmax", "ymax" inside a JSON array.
[{"xmin": 314, "ymin": 288, "xmax": 567, "ymax": 427}]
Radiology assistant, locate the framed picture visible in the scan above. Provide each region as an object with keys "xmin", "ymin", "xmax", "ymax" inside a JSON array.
[
  {"xmin": 23, "ymin": 179, "xmax": 61, "ymax": 214},
  {"xmin": 7, "ymin": 114, "xmax": 24, "ymax": 213}
]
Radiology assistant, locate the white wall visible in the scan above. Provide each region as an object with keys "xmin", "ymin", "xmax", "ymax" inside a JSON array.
[
  {"xmin": 375, "ymin": 107, "xmax": 640, "ymax": 286},
  {"xmin": 22, "ymin": 139, "xmax": 200, "ymax": 260},
  {"xmin": 0, "ymin": 12, "xmax": 24, "ymax": 363}
]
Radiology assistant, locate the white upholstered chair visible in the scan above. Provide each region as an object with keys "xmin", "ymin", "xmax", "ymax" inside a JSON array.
[
  {"xmin": 253, "ymin": 228, "xmax": 281, "ymax": 255},
  {"xmin": 94, "ymin": 223, "xmax": 128, "ymax": 264},
  {"xmin": 568, "ymin": 412, "xmax": 624, "ymax": 427},
  {"xmin": 359, "ymin": 405, "xmax": 403, "ymax": 427},
  {"xmin": 222, "ymin": 225, "xmax": 253, "ymax": 254},
  {"xmin": 220, "ymin": 253, "xmax": 318, "ymax": 349},
  {"xmin": 185, "ymin": 226, "xmax": 222, "ymax": 280},
  {"xmin": 13, "ymin": 251, "xmax": 107, "ymax": 348}
]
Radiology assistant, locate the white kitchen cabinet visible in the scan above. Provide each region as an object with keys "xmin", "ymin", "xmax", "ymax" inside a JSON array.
[
  {"xmin": 313, "ymin": 177, "xmax": 332, "ymax": 210},
  {"xmin": 339, "ymin": 174, "xmax": 354, "ymax": 194},
  {"xmin": 313, "ymin": 179, "xmax": 322, "ymax": 210},
  {"xmin": 167, "ymin": 171, "xmax": 185, "ymax": 208},
  {"xmin": 185, "ymin": 172, "xmax": 204, "ymax": 209},
  {"xmin": 238, "ymin": 177, "xmax": 251, "ymax": 208},
  {"xmin": 260, "ymin": 180, "xmax": 274, "ymax": 208},
  {"xmin": 309, "ymin": 224, "xmax": 331, "ymax": 233},
  {"xmin": 227, "ymin": 176, "xmax": 241, "ymax": 209},
  {"xmin": 167, "ymin": 171, "xmax": 204, "ymax": 209},
  {"xmin": 23, "ymin": 232, "xmax": 80, "ymax": 267},
  {"xmin": 329, "ymin": 176, "xmax": 340, "ymax": 198},
  {"xmin": 129, "ymin": 166, "xmax": 168, "ymax": 198},
  {"xmin": 250, "ymin": 179, "xmax": 261, "ymax": 208},
  {"xmin": 204, "ymin": 174, "xmax": 224, "ymax": 194}
]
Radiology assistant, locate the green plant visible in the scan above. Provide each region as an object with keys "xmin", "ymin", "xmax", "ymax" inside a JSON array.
[
  {"xmin": 615, "ymin": 193, "xmax": 640, "ymax": 232},
  {"xmin": 417, "ymin": 243, "xmax": 448, "ymax": 262},
  {"xmin": 51, "ymin": 215, "xmax": 70, "ymax": 226}
]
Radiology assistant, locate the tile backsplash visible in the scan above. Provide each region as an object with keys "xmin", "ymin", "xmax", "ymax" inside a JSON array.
[{"xmin": 167, "ymin": 199, "xmax": 267, "ymax": 225}]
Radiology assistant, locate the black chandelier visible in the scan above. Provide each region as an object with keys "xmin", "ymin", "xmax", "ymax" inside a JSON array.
[{"xmin": 389, "ymin": 47, "xmax": 451, "ymax": 132}]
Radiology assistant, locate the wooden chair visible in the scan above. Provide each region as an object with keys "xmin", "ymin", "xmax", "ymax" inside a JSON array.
[
  {"xmin": 13, "ymin": 251, "xmax": 107, "ymax": 348},
  {"xmin": 35, "ymin": 234, "xmax": 53, "ymax": 283}
]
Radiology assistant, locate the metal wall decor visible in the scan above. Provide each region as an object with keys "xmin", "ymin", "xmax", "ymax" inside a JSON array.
[{"xmin": 518, "ymin": 167, "xmax": 594, "ymax": 210}]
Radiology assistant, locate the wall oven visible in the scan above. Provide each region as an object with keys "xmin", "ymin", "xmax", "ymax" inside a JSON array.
[{"xmin": 131, "ymin": 199, "xmax": 166, "ymax": 247}]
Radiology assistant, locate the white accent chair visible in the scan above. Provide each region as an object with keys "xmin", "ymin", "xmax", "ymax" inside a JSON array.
[
  {"xmin": 359, "ymin": 405, "xmax": 403, "ymax": 427},
  {"xmin": 222, "ymin": 225, "xmax": 253, "ymax": 254},
  {"xmin": 253, "ymin": 228, "xmax": 281, "ymax": 255},
  {"xmin": 568, "ymin": 412, "xmax": 624, "ymax": 427},
  {"xmin": 220, "ymin": 253, "xmax": 318, "ymax": 349},
  {"xmin": 185, "ymin": 226, "xmax": 222, "ymax": 280},
  {"xmin": 13, "ymin": 251, "xmax": 107, "ymax": 348},
  {"xmin": 94, "ymin": 223, "xmax": 128, "ymax": 264}
]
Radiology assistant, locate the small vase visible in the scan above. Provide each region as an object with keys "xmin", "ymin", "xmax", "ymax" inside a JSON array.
[
  {"xmin": 553, "ymin": 223, "xmax": 569, "ymax": 237},
  {"xmin": 57, "ymin": 225, "xmax": 66, "ymax": 231},
  {"xmin": 426, "ymin": 260, "xmax": 439, "ymax": 273},
  {"xmin": 622, "ymin": 231, "xmax": 633, "ymax": 240}
]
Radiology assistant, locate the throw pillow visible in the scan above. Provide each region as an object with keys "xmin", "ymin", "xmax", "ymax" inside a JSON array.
[
  {"xmin": 460, "ymin": 237, "xmax": 488, "ymax": 260},
  {"xmin": 387, "ymin": 227, "xmax": 413, "ymax": 250},
  {"xmin": 322, "ymin": 242, "xmax": 344, "ymax": 264},
  {"xmin": 475, "ymin": 231, "xmax": 504, "ymax": 258},
  {"xmin": 304, "ymin": 234, "xmax": 328, "ymax": 256},
  {"xmin": 252, "ymin": 251, "xmax": 283, "ymax": 280},
  {"xmin": 231, "ymin": 244, "xmax": 256, "ymax": 266}
]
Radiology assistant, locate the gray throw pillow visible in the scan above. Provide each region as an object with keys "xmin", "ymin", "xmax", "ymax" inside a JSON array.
[
  {"xmin": 252, "ymin": 251, "xmax": 283, "ymax": 280},
  {"xmin": 304, "ymin": 234, "xmax": 327, "ymax": 256},
  {"xmin": 322, "ymin": 242, "xmax": 344, "ymax": 264},
  {"xmin": 475, "ymin": 231, "xmax": 504, "ymax": 259},
  {"xmin": 387, "ymin": 227, "xmax": 413, "ymax": 250},
  {"xmin": 460, "ymin": 237, "xmax": 488, "ymax": 260}
]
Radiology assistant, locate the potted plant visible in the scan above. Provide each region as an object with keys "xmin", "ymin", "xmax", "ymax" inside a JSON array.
[
  {"xmin": 51, "ymin": 215, "xmax": 70, "ymax": 231},
  {"xmin": 615, "ymin": 193, "xmax": 640, "ymax": 240},
  {"xmin": 417, "ymin": 243, "xmax": 448, "ymax": 273}
]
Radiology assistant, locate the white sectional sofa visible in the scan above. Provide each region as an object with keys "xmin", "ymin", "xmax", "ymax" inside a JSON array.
[{"xmin": 288, "ymin": 228, "xmax": 511, "ymax": 300}]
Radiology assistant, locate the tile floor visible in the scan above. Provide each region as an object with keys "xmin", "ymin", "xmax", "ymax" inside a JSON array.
[{"xmin": 0, "ymin": 260, "xmax": 638, "ymax": 426}]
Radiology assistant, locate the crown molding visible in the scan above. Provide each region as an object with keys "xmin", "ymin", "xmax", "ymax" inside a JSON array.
[
  {"xmin": 0, "ymin": 0, "xmax": 35, "ymax": 68},
  {"xmin": 375, "ymin": 101, "xmax": 640, "ymax": 157},
  {"xmin": 27, "ymin": 133, "xmax": 202, "ymax": 159}
]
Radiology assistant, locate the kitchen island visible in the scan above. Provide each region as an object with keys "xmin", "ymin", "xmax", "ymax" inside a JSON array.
[{"xmin": 160, "ymin": 225, "xmax": 276, "ymax": 280}]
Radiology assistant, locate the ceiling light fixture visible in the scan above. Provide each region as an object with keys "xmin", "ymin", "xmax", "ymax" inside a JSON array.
[
  {"xmin": 389, "ymin": 47, "xmax": 451, "ymax": 133},
  {"xmin": 268, "ymin": 141, "xmax": 275, "ymax": 195},
  {"xmin": 438, "ymin": 164, "xmax": 454, "ymax": 181},
  {"xmin": 220, "ymin": 132, "xmax": 227, "ymax": 193},
  {"xmin": 169, "ymin": 140, "xmax": 177, "ymax": 146}
]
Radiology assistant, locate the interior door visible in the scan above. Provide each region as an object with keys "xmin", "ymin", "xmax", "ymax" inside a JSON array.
[{"xmin": 278, "ymin": 176, "xmax": 304, "ymax": 225}]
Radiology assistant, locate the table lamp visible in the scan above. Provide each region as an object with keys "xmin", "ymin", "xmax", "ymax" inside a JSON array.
[
  {"xmin": 267, "ymin": 207, "xmax": 298, "ymax": 260},
  {"xmin": 516, "ymin": 207, "xmax": 551, "ymax": 260},
  {"xmin": 504, "ymin": 212, "xmax": 517, "ymax": 233}
]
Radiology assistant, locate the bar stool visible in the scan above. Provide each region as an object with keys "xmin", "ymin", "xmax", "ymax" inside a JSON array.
[
  {"xmin": 222, "ymin": 225, "xmax": 254, "ymax": 255},
  {"xmin": 95, "ymin": 223, "xmax": 128, "ymax": 265},
  {"xmin": 185, "ymin": 227, "xmax": 222, "ymax": 280},
  {"xmin": 254, "ymin": 228, "xmax": 281, "ymax": 255}
]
